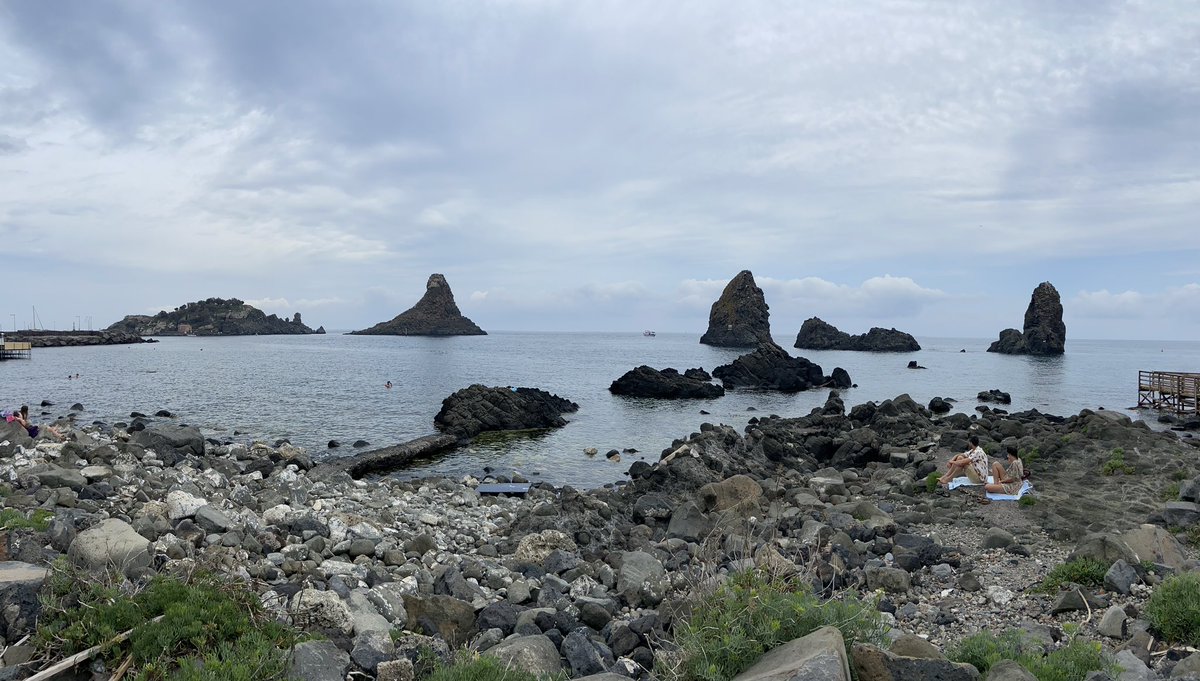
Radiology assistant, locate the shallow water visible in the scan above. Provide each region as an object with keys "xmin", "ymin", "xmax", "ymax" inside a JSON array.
[{"xmin": 2, "ymin": 332, "xmax": 1197, "ymax": 488}]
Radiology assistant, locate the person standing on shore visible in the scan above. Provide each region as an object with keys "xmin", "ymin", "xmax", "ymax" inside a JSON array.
[{"xmin": 938, "ymin": 435, "xmax": 989, "ymax": 486}]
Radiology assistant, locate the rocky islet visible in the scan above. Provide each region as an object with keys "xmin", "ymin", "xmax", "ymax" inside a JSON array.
[
  {"xmin": 351, "ymin": 274, "xmax": 486, "ymax": 336},
  {"xmin": 107, "ymin": 297, "xmax": 324, "ymax": 336},
  {"xmin": 988, "ymin": 282, "xmax": 1067, "ymax": 356},
  {"xmin": 794, "ymin": 317, "xmax": 922, "ymax": 352}
]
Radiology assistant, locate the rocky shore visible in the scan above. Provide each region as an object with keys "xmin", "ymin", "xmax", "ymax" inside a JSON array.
[{"xmin": 0, "ymin": 392, "xmax": 1198, "ymax": 680}]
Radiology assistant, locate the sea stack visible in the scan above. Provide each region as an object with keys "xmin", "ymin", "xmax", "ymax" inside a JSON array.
[
  {"xmin": 794, "ymin": 317, "xmax": 921, "ymax": 352},
  {"xmin": 987, "ymin": 282, "xmax": 1065, "ymax": 355},
  {"xmin": 351, "ymin": 274, "xmax": 486, "ymax": 336},
  {"xmin": 699, "ymin": 270, "xmax": 773, "ymax": 347}
]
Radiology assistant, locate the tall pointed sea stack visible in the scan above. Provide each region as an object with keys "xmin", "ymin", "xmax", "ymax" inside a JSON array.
[
  {"xmin": 699, "ymin": 270, "xmax": 773, "ymax": 347},
  {"xmin": 987, "ymin": 281, "xmax": 1065, "ymax": 355},
  {"xmin": 351, "ymin": 274, "xmax": 486, "ymax": 336}
]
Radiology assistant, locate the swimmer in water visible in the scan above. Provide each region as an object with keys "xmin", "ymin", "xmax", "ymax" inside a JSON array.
[{"xmin": 385, "ymin": 381, "xmax": 393, "ymax": 389}]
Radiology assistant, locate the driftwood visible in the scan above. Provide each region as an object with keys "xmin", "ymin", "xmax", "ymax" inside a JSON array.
[{"xmin": 27, "ymin": 615, "xmax": 163, "ymax": 681}]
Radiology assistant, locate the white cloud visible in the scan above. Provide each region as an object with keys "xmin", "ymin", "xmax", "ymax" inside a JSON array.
[{"xmin": 1074, "ymin": 284, "xmax": 1200, "ymax": 320}]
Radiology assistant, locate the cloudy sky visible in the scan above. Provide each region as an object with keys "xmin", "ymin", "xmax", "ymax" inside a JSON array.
[{"xmin": 1, "ymin": 1, "xmax": 1197, "ymax": 340}]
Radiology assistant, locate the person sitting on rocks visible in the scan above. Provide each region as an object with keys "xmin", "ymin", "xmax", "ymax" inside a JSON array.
[
  {"xmin": 985, "ymin": 448, "xmax": 1025, "ymax": 495},
  {"xmin": 13, "ymin": 405, "xmax": 63, "ymax": 441},
  {"xmin": 938, "ymin": 435, "xmax": 989, "ymax": 487}
]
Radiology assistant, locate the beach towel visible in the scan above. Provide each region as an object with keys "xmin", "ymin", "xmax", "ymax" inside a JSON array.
[
  {"xmin": 948, "ymin": 475, "xmax": 994, "ymax": 490},
  {"xmin": 986, "ymin": 480, "xmax": 1034, "ymax": 501}
]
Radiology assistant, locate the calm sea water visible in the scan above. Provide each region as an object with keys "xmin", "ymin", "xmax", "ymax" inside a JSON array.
[{"xmin": 3, "ymin": 332, "xmax": 1198, "ymax": 488}]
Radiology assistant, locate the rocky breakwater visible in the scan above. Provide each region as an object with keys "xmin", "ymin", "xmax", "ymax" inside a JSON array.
[
  {"xmin": 108, "ymin": 297, "xmax": 324, "ymax": 336},
  {"xmin": 794, "ymin": 317, "xmax": 921, "ymax": 352},
  {"xmin": 712, "ymin": 342, "xmax": 852, "ymax": 392},
  {"xmin": 699, "ymin": 270, "xmax": 773, "ymax": 348},
  {"xmin": 351, "ymin": 273, "xmax": 485, "ymax": 336},
  {"xmin": 988, "ymin": 282, "xmax": 1066, "ymax": 355},
  {"xmin": 0, "ymin": 391, "xmax": 1198, "ymax": 679},
  {"xmin": 12, "ymin": 329, "xmax": 154, "ymax": 347},
  {"xmin": 608, "ymin": 366, "xmax": 724, "ymax": 399}
]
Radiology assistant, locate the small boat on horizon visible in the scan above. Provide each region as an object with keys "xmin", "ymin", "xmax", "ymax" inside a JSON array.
[{"xmin": 643, "ymin": 330, "xmax": 656, "ymax": 337}]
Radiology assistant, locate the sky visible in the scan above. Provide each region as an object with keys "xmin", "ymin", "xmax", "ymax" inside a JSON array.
[{"xmin": 1, "ymin": 1, "xmax": 1198, "ymax": 340}]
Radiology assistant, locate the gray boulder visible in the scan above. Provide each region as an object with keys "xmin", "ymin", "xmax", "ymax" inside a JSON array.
[
  {"xmin": 617, "ymin": 551, "xmax": 666, "ymax": 605},
  {"xmin": 289, "ymin": 640, "xmax": 350, "ymax": 681},
  {"xmin": 402, "ymin": 594, "xmax": 476, "ymax": 647},
  {"xmin": 986, "ymin": 660, "xmax": 1038, "ymax": 681},
  {"xmin": 865, "ymin": 566, "xmax": 911, "ymax": 593},
  {"xmin": 67, "ymin": 519, "xmax": 151, "ymax": 578},
  {"xmin": 1160, "ymin": 502, "xmax": 1200, "ymax": 528},
  {"xmin": 1066, "ymin": 533, "xmax": 1139, "ymax": 568},
  {"xmin": 132, "ymin": 424, "xmax": 204, "ymax": 458},
  {"xmin": 851, "ymin": 642, "xmax": 980, "ymax": 681},
  {"xmin": 0, "ymin": 562, "xmax": 48, "ymax": 639},
  {"xmin": 36, "ymin": 467, "xmax": 87, "ymax": 491},
  {"xmin": 1121, "ymin": 525, "xmax": 1187, "ymax": 569},
  {"xmin": 731, "ymin": 625, "xmax": 849, "ymax": 681},
  {"xmin": 484, "ymin": 634, "xmax": 562, "ymax": 677}
]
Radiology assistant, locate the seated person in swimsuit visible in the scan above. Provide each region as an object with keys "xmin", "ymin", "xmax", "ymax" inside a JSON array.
[
  {"xmin": 938, "ymin": 435, "xmax": 989, "ymax": 486},
  {"xmin": 985, "ymin": 448, "xmax": 1025, "ymax": 495},
  {"xmin": 13, "ymin": 405, "xmax": 63, "ymax": 441}
]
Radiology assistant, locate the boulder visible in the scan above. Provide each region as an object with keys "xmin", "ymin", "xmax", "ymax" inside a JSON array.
[
  {"xmin": 987, "ymin": 282, "xmax": 1066, "ymax": 355},
  {"xmin": 1067, "ymin": 533, "xmax": 1139, "ymax": 568},
  {"xmin": 515, "ymin": 530, "xmax": 577, "ymax": 563},
  {"xmin": 865, "ymin": 566, "xmax": 911, "ymax": 593},
  {"xmin": 291, "ymin": 589, "xmax": 354, "ymax": 635},
  {"xmin": 977, "ymin": 389, "xmax": 1012, "ymax": 404},
  {"xmin": 131, "ymin": 424, "xmax": 204, "ymax": 458},
  {"xmin": 0, "ymin": 562, "xmax": 48, "ymax": 639},
  {"xmin": 483, "ymin": 635, "xmax": 562, "ymax": 677},
  {"xmin": 699, "ymin": 474, "xmax": 763, "ymax": 513},
  {"xmin": 289, "ymin": 640, "xmax": 351, "ymax": 681},
  {"xmin": 561, "ymin": 629, "xmax": 614, "ymax": 677},
  {"xmin": 730, "ymin": 625, "xmax": 850, "ymax": 681},
  {"xmin": 434, "ymin": 385, "xmax": 578, "ymax": 440},
  {"xmin": 713, "ymin": 342, "xmax": 848, "ymax": 392},
  {"xmin": 617, "ymin": 551, "xmax": 666, "ymax": 604},
  {"xmin": 350, "ymin": 274, "xmax": 486, "ymax": 336},
  {"xmin": 700, "ymin": 270, "xmax": 773, "ymax": 348},
  {"xmin": 851, "ymin": 642, "xmax": 980, "ymax": 681},
  {"xmin": 36, "ymin": 467, "xmax": 87, "ymax": 491},
  {"xmin": 67, "ymin": 519, "xmax": 151, "ymax": 578},
  {"xmin": 1159, "ymin": 502, "xmax": 1200, "ymax": 528},
  {"xmin": 609, "ymin": 366, "xmax": 725, "ymax": 399},
  {"xmin": 402, "ymin": 594, "xmax": 476, "ymax": 647},
  {"xmin": 794, "ymin": 317, "xmax": 921, "ymax": 352},
  {"xmin": 985, "ymin": 660, "xmax": 1037, "ymax": 681}
]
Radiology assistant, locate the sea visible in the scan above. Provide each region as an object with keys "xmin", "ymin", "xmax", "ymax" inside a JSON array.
[{"xmin": 2, "ymin": 332, "xmax": 1198, "ymax": 489}]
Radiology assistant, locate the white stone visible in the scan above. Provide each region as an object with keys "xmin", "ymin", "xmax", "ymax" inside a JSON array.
[
  {"xmin": 263, "ymin": 504, "xmax": 293, "ymax": 526},
  {"xmin": 165, "ymin": 490, "xmax": 207, "ymax": 520},
  {"xmin": 291, "ymin": 588, "xmax": 354, "ymax": 634},
  {"xmin": 985, "ymin": 585, "xmax": 1015, "ymax": 606}
]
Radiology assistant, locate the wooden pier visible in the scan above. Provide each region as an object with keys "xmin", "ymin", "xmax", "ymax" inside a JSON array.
[
  {"xmin": 1138, "ymin": 371, "xmax": 1200, "ymax": 416},
  {"xmin": 0, "ymin": 341, "xmax": 32, "ymax": 361}
]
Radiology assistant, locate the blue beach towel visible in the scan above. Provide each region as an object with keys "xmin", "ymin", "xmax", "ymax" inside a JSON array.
[{"xmin": 947, "ymin": 475, "xmax": 992, "ymax": 490}]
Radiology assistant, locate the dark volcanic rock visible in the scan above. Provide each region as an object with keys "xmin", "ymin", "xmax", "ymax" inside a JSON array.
[
  {"xmin": 794, "ymin": 317, "xmax": 921, "ymax": 352},
  {"xmin": 987, "ymin": 282, "xmax": 1066, "ymax": 355},
  {"xmin": 351, "ymin": 274, "xmax": 485, "ymax": 336},
  {"xmin": 977, "ymin": 389, "xmax": 1012, "ymax": 404},
  {"xmin": 434, "ymin": 385, "xmax": 579, "ymax": 439},
  {"xmin": 107, "ymin": 298, "xmax": 320, "ymax": 336},
  {"xmin": 609, "ymin": 366, "xmax": 725, "ymax": 399},
  {"xmin": 15, "ymin": 330, "xmax": 153, "ymax": 347},
  {"xmin": 699, "ymin": 270, "xmax": 773, "ymax": 348},
  {"xmin": 712, "ymin": 342, "xmax": 848, "ymax": 392}
]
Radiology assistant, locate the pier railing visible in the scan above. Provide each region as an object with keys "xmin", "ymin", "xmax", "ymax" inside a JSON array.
[
  {"xmin": 1138, "ymin": 371, "xmax": 1200, "ymax": 416},
  {"xmin": 0, "ymin": 341, "xmax": 32, "ymax": 361}
]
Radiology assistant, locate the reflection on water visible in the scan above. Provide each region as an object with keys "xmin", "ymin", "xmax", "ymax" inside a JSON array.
[{"xmin": 2, "ymin": 333, "xmax": 1198, "ymax": 488}]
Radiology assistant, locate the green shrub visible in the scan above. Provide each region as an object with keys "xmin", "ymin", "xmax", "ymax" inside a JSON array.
[
  {"xmin": 1101, "ymin": 449, "xmax": 1135, "ymax": 476},
  {"xmin": 949, "ymin": 629, "xmax": 1115, "ymax": 681},
  {"xmin": 0, "ymin": 508, "xmax": 53, "ymax": 531},
  {"xmin": 925, "ymin": 472, "xmax": 941, "ymax": 493},
  {"xmin": 1161, "ymin": 481, "xmax": 1182, "ymax": 501},
  {"xmin": 1146, "ymin": 572, "xmax": 1200, "ymax": 646},
  {"xmin": 1018, "ymin": 495, "xmax": 1037, "ymax": 507},
  {"xmin": 1036, "ymin": 558, "xmax": 1107, "ymax": 593},
  {"xmin": 35, "ymin": 567, "xmax": 296, "ymax": 680},
  {"xmin": 665, "ymin": 569, "xmax": 888, "ymax": 681}
]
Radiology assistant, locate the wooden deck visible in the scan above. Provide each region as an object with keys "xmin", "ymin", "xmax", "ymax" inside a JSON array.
[
  {"xmin": 0, "ymin": 341, "xmax": 32, "ymax": 361},
  {"xmin": 1138, "ymin": 371, "xmax": 1200, "ymax": 416}
]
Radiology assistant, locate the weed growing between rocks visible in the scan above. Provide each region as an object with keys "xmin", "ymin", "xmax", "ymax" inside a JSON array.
[
  {"xmin": 1146, "ymin": 572, "xmax": 1200, "ymax": 647},
  {"xmin": 1161, "ymin": 481, "xmax": 1182, "ymax": 501},
  {"xmin": 1019, "ymin": 495, "xmax": 1037, "ymax": 507},
  {"xmin": 925, "ymin": 471, "xmax": 941, "ymax": 493},
  {"xmin": 35, "ymin": 560, "xmax": 297, "ymax": 680},
  {"xmin": 1100, "ymin": 448, "xmax": 1135, "ymax": 476},
  {"xmin": 0, "ymin": 507, "xmax": 53, "ymax": 531},
  {"xmin": 658, "ymin": 568, "xmax": 887, "ymax": 681},
  {"xmin": 1035, "ymin": 558, "xmax": 1108, "ymax": 593},
  {"xmin": 949, "ymin": 628, "xmax": 1116, "ymax": 681}
]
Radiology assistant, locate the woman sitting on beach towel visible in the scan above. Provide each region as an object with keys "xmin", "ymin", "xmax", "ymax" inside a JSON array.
[
  {"xmin": 985, "ymin": 449, "xmax": 1024, "ymax": 495},
  {"xmin": 938, "ymin": 435, "xmax": 989, "ymax": 487}
]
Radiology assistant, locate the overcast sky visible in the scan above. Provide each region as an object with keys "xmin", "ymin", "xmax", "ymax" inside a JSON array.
[{"xmin": 1, "ymin": 1, "xmax": 1197, "ymax": 340}]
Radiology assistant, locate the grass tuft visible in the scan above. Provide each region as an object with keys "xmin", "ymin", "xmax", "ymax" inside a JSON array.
[
  {"xmin": 0, "ymin": 507, "xmax": 53, "ymax": 531},
  {"xmin": 949, "ymin": 629, "xmax": 1115, "ymax": 681},
  {"xmin": 1035, "ymin": 558, "xmax": 1107, "ymax": 594},
  {"xmin": 1146, "ymin": 572, "xmax": 1200, "ymax": 647}
]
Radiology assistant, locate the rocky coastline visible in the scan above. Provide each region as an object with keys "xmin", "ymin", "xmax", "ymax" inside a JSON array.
[
  {"xmin": 107, "ymin": 297, "xmax": 324, "ymax": 336},
  {"xmin": 10, "ymin": 330, "xmax": 155, "ymax": 348},
  {"xmin": 0, "ymin": 391, "xmax": 1198, "ymax": 680}
]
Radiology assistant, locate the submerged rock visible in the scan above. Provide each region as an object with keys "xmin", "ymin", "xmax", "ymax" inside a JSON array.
[
  {"xmin": 712, "ymin": 343, "xmax": 849, "ymax": 392},
  {"xmin": 699, "ymin": 270, "xmax": 773, "ymax": 348},
  {"xmin": 434, "ymin": 385, "xmax": 579, "ymax": 440},
  {"xmin": 351, "ymin": 273, "xmax": 485, "ymax": 336},
  {"xmin": 609, "ymin": 366, "xmax": 724, "ymax": 399}
]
